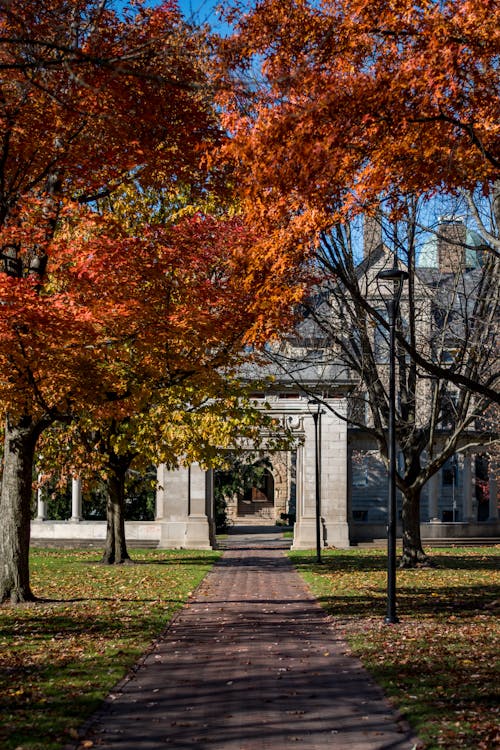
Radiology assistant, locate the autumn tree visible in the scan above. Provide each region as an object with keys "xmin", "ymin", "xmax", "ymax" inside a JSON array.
[
  {"xmin": 0, "ymin": 0, "xmax": 221, "ymax": 602},
  {"xmin": 217, "ymin": 0, "xmax": 500, "ymax": 404},
  {"xmin": 42, "ymin": 385, "xmax": 278, "ymax": 563},
  {"xmin": 87, "ymin": 161, "xmax": 306, "ymax": 564},
  {"xmin": 37, "ymin": 210, "xmax": 296, "ymax": 566},
  {"xmin": 0, "ymin": 0, "xmax": 309, "ymax": 594}
]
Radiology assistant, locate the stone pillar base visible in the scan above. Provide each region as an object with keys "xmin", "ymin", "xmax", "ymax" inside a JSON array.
[
  {"xmin": 292, "ymin": 518, "xmax": 350, "ymax": 550},
  {"xmin": 291, "ymin": 517, "xmax": 319, "ymax": 550},
  {"xmin": 185, "ymin": 516, "xmax": 213, "ymax": 550},
  {"xmin": 158, "ymin": 521, "xmax": 188, "ymax": 549},
  {"xmin": 324, "ymin": 522, "xmax": 350, "ymax": 549},
  {"xmin": 157, "ymin": 518, "xmax": 214, "ymax": 549}
]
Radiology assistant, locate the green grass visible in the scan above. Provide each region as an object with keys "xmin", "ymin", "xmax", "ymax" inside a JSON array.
[
  {"xmin": 290, "ymin": 546, "xmax": 500, "ymax": 750},
  {"xmin": 0, "ymin": 547, "xmax": 220, "ymax": 750}
]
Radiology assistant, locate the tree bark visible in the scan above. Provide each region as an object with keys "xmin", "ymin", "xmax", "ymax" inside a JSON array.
[
  {"xmin": 101, "ymin": 460, "xmax": 131, "ymax": 565},
  {"xmin": 400, "ymin": 485, "xmax": 430, "ymax": 567},
  {"xmin": 0, "ymin": 414, "xmax": 38, "ymax": 603}
]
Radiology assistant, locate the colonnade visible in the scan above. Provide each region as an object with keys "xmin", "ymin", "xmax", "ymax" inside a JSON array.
[
  {"xmin": 31, "ymin": 399, "xmax": 499, "ymax": 548},
  {"xmin": 36, "ymin": 477, "xmax": 83, "ymax": 522}
]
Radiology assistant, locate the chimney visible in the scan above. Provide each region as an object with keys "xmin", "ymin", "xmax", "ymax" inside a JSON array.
[
  {"xmin": 364, "ymin": 212, "xmax": 383, "ymax": 258},
  {"xmin": 437, "ymin": 217, "xmax": 466, "ymax": 273}
]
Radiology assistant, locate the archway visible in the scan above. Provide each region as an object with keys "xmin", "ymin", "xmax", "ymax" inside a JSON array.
[{"xmin": 237, "ymin": 467, "xmax": 275, "ymax": 520}]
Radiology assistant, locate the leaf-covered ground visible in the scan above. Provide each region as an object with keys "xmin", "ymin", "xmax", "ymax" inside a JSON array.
[
  {"xmin": 0, "ymin": 548, "xmax": 220, "ymax": 750},
  {"xmin": 2, "ymin": 546, "xmax": 498, "ymax": 750},
  {"xmin": 291, "ymin": 546, "xmax": 500, "ymax": 750}
]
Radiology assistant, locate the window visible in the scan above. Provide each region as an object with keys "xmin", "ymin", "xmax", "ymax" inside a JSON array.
[
  {"xmin": 374, "ymin": 308, "xmax": 389, "ymax": 362},
  {"xmin": 440, "ymin": 392, "xmax": 458, "ymax": 429},
  {"xmin": 352, "ymin": 510, "xmax": 368, "ymax": 521},
  {"xmin": 348, "ymin": 396, "xmax": 368, "ymax": 427},
  {"xmin": 352, "ymin": 462, "xmax": 368, "ymax": 487},
  {"xmin": 442, "ymin": 457, "xmax": 458, "ymax": 486}
]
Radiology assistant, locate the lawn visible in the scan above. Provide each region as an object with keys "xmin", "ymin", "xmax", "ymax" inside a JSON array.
[
  {"xmin": 290, "ymin": 546, "xmax": 500, "ymax": 750},
  {"xmin": 0, "ymin": 547, "xmax": 220, "ymax": 750}
]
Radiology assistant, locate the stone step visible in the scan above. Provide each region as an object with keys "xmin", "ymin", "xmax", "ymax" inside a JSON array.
[
  {"xmin": 30, "ymin": 538, "xmax": 159, "ymax": 549},
  {"xmin": 230, "ymin": 516, "xmax": 282, "ymax": 526},
  {"xmin": 354, "ymin": 537, "xmax": 500, "ymax": 548}
]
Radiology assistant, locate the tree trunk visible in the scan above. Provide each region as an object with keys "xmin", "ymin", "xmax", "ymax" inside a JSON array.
[
  {"xmin": 101, "ymin": 460, "xmax": 131, "ymax": 565},
  {"xmin": 0, "ymin": 414, "xmax": 38, "ymax": 603},
  {"xmin": 400, "ymin": 485, "xmax": 431, "ymax": 567}
]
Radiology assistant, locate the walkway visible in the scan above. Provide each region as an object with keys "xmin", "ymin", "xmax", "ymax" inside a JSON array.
[{"xmin": 70, "ymin": 528, "xmax": 419, "ymax": 750}]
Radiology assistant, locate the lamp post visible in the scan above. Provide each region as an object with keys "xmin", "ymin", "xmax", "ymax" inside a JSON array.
[
  {"xmin": 377, "ymin": 266, "xmax": 408, "ymax": 624},
  {"xmin": 308, "ymin": 399, "xmax": 323, "ymax": 564}
]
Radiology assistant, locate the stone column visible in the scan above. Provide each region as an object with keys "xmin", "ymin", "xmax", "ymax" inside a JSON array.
[
  {"xmin": 156, "ymin": 464, "xmax": 213, "ymax": 549},
  {"xmin": 428, "ymin": 472, "xmax": 440, "ymax": 522},
  {"xmin": 205, "ymin": 469, "xmax": 216, "ymax": 546},
  {"xmin": 292, "ymin": 398, "xmax": 350, "ymax": 550},
  {"xmin": 71, "ymin": 478, "xmax": 83, "ymax": 521},
  {"xmin": 156, "ymin": 464, "xmax": 189, "ymax": 548},
  {"xmin": 321, "ymin": 400, "xmax": 350, "ymax": 548},
  {"xmin": 462, "ymin": 454, "xmax": 473, "ymax": 522},
  {"xmin": 488, "ymin": 467, "xmax": 499, "ymax": 522},
  {"xmin": 272, "ymin": 452, "xmax": 289, "ymax": 521},
  {"xmin": 185, "ymin": 464, "xmax": 213, "ymax": 549},
  {"xmin": 292, "ymin": 427, "xmax": 317, "ymax": 549},
  {"xmin": 287, "ymin": 449, "xmax": 297, "ymax": 521},
  {"xmin": 294, "ymin": 443, "xmax": 305, "ymax": 522},
  {"xmin": 35, "ymin": 476, "xmax": 47, "ymax": 522}
]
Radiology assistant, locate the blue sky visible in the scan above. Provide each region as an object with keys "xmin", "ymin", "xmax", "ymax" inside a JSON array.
[
  {"xmin": 121, "ymin": 1, "xmax": 232, "ymax": 33},
  {"xmin": 177, "ymin": 1, "xmax": 221, "ymax": 25},
  {"xmin": 178, "ymin": 1, "xmax": 236, "ymax": 34},
  {"xmin": 116, "ymin": 1, "xmax": 234, "ymax": 33}
]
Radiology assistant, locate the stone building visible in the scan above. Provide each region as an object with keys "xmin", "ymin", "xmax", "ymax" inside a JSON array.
[{"xmin": 346, "ymin": 216, "xmax": 497, "ymax": 542}]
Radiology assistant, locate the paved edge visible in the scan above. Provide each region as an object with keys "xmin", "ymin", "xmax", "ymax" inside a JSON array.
[{"xmin": 61, "ymin": 567, "xmax": 214, "ymax": 750}]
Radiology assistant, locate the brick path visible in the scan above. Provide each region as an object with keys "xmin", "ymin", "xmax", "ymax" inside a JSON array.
[{"xmin": 72, "ymin": 530, "xmax": 419, "ymax": 749}]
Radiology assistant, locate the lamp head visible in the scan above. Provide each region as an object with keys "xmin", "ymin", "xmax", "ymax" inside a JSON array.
[
  {"xmin": 376, "ymin": 267, "xmax": 409, "ymax": 308},
  {"xmin": 376, "ymin": 268, "xmax": 409, "ymax": 284},
  {"xmin": 307, "ymin": 398, "xmax": 323, "ymax": 416}
]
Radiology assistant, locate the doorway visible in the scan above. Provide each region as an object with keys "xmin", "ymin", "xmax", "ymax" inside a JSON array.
[{"xmin": 237, "ymin": 468, "xmax": 275, "ymax": 519}]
